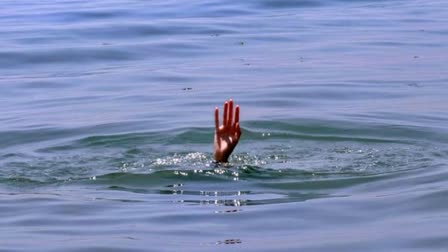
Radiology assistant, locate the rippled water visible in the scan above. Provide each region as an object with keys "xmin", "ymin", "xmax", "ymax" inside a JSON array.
[{"xmin": 1, "ymin": 0, "xmax": 448, "ymax": 251}]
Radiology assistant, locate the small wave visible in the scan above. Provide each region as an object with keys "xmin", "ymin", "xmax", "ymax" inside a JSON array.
[
  {"xmin": 243, "ymin": 119, "xmax": 448, "ymax": 144},
  {"xmin": 256, "ymin": 0, "xmax": 323, "ymax": 9}
]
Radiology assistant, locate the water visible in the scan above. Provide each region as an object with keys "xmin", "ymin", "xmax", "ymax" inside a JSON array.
[{"xmin": 1, "ymin": 0, "xmax": 448, "ymax": 251}]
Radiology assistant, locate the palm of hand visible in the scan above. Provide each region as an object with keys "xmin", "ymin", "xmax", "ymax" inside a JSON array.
[{"xmin": 214, "ymin": 99, "xmax": 241, "ymax": 162}]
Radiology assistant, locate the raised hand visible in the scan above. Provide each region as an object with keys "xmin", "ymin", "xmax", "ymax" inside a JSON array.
[{"xmin": 214, "ymin": 99, "xmax": 242, "ymax": 162}]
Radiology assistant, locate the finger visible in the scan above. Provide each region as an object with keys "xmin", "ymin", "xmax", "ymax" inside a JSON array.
[
  {"xmin": 223, "ymin": 101, "xmax": 228, "ymax": 128},
  {"xmin": 235, "ymin": 122, "xmax": 242, "ymax": 139},
  {"xmin": 228, "ymin": 99, "xmax": 233, "ymax": 127},
  {"xmin": 214, "ymin": 107, "xmax": 219, "ymax": 132},
  {"xmin": 234, "ymin": 105, "xmax": 240, "ymax": 127}
]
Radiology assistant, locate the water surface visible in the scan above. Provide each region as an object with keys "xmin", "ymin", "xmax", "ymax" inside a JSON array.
[{"xmin": 1, "ymin": 0, "xmax": 448, "ymax": 251}]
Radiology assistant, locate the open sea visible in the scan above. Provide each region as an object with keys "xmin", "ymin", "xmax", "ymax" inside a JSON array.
[{"xmin": 1, "ymin": 0, "xmax": 448, "ymax": 251}]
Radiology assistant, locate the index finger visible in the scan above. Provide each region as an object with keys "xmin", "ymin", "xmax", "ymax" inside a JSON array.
[{"xmin": 215, "ymin": 107, "xmax": 219, "ymax": 132}]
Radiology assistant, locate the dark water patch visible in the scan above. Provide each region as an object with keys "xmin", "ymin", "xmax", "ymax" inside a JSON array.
[
  {"xmin": 92, "ymin": 169, "xmax": 237, "ymax": 187},
  {"xmin": 91, "ymin": 166, "xmax": 354, "ymax": 187},
  {"xmin": 73, "ymin": 23, "xmax": 236, "ymax": 39},
  {"xmin": 77, "ymin": 132, "xmax": 171, "ymax": 148},
  {"xmin": 0, "ymin": 122, "xmax": 152, "ymax": 149},
  {"xmin": 41, "ymin": 127, "xmax": 215, "ymax": 151},
  {"xmin": 1, "ymin": 158, "xmax": 98, "ymax": 185},
  {"xmin": 12, "ymin": 35, "xmax": 79, "ymax": 46},
  {"xmin": 261, "ymin": 173, "xmax": 392, "ymax": 191},
  {"xmin": 0, "ymin": 42, "xmax": 206, "ymax": 68},
  {"xmin": 410, "ymin": 235, "xmax": 448, "ymax": 251},
  {"xmin": 1, "ymin": 9, "xmax": 131, "ymax": 26},
  {"xmin": 17, "ymin": 80, "xmax": 71, "ymax": 90},
  {"xmin": 167, "ymin": 128, "xmax": 213, "ymax": 145},
  {"xmin": 362, "ymin": 41, "xmax": 444, "ymax": 48},
  {"xmin": 0, "ymin": 177, "xmax": 52, "ymax": 187},
  {"xmin": 51, "ymin": 9, "xmax": 132, "ymax": 22},
  {"xmin": 256, "ymin": 0, "xmax": 323, "ymax": 9},
  {"xmin": 0, "ymin": 128, "xmax": 75, "ymax": 149},
  {"xmin": 0, "ymin": 48, "xmax": 139, "ymax": 68}
]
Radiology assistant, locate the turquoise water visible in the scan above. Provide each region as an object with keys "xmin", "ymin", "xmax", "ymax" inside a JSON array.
[{"xmin": 1, "ymin": 0, "xmax": 448, "ymax": 251}]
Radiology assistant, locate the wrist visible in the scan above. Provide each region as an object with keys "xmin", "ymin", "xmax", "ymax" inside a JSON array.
[{"xmin": 214, "ymin": 151, "xmax": 229, "ymax": 163}]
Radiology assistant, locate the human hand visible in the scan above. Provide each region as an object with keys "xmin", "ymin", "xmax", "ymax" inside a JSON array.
[{"xmin": 214, "ymin": 99, "xmax": 242, "ymax": 162}]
